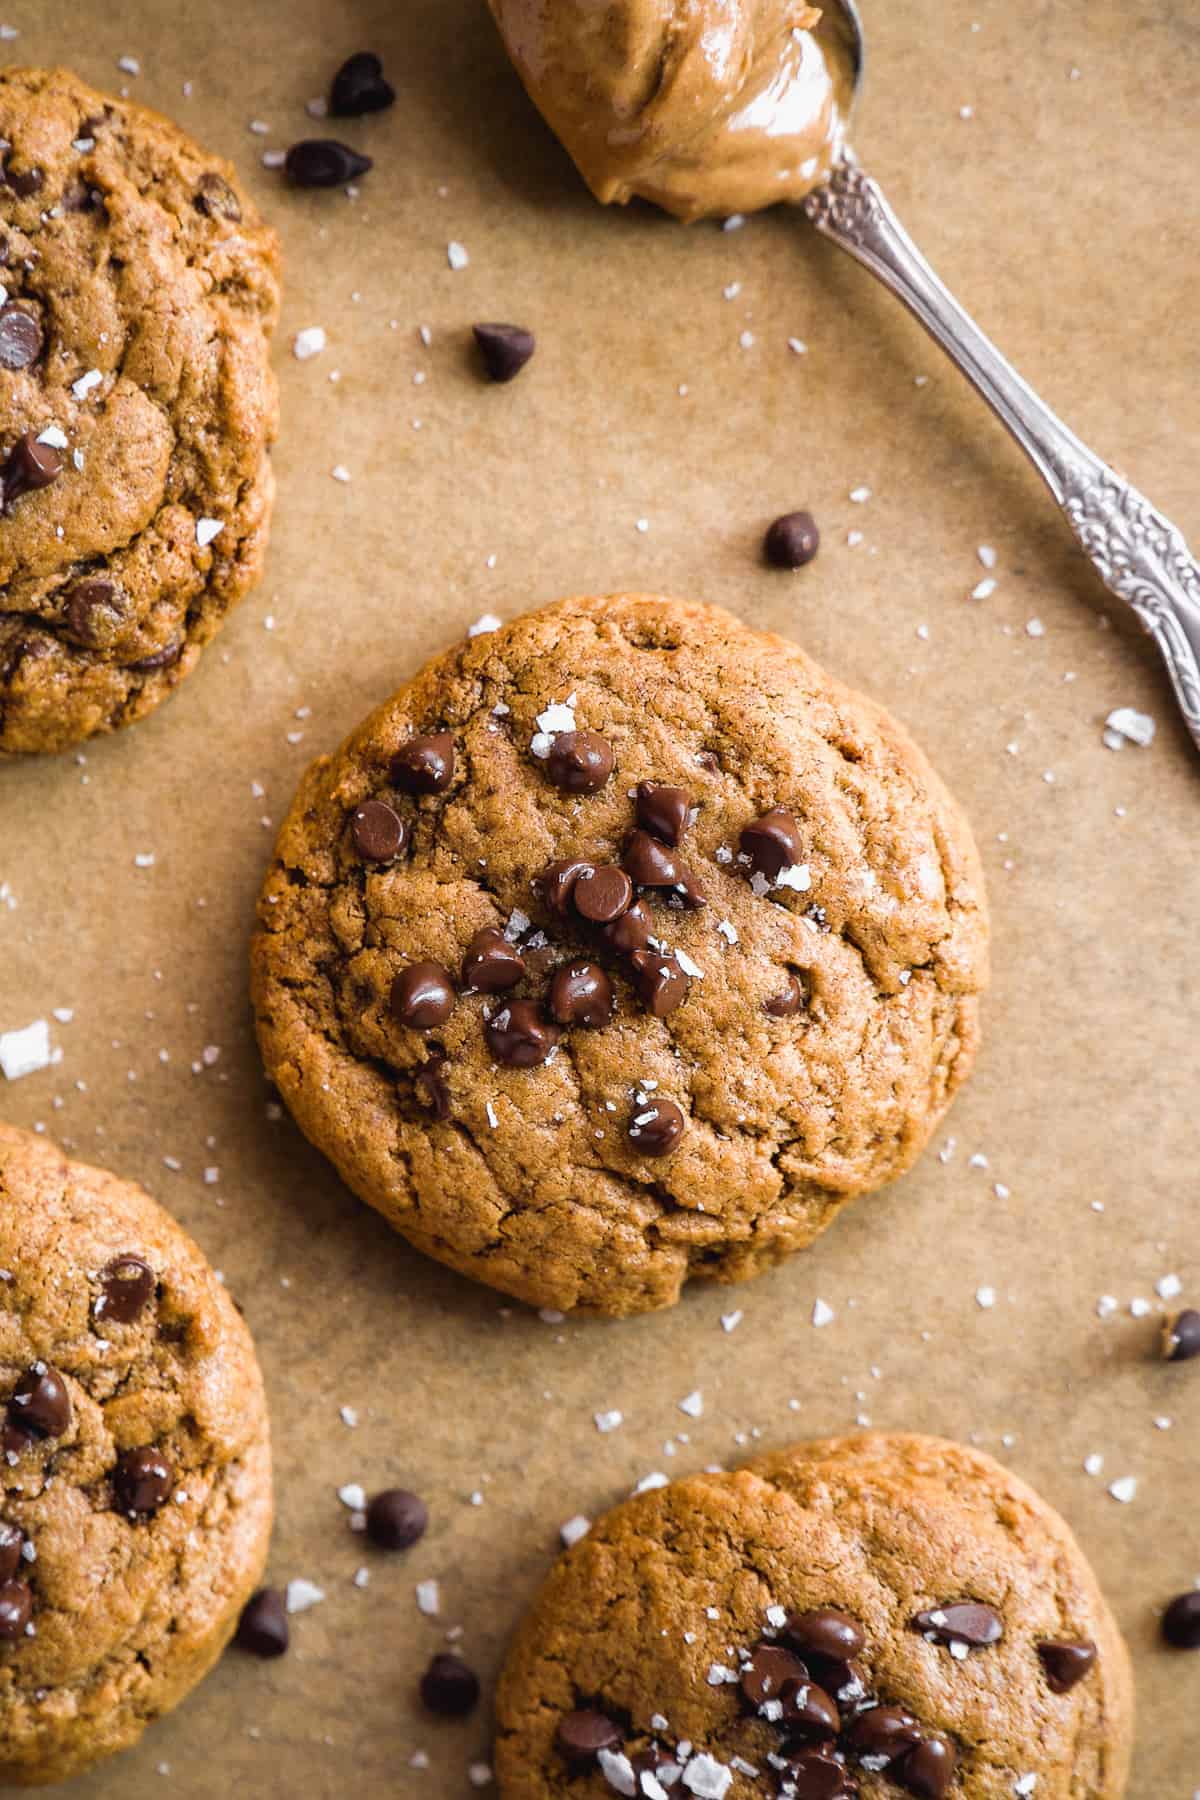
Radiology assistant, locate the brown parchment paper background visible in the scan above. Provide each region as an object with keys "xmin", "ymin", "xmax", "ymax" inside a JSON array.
[{"xmin": 2, "ymin": 0, "xmax": 1198, "ymax": 1792}]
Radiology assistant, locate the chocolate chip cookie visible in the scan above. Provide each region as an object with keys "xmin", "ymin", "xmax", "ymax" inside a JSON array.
[
  {"xmin": 0, "ymin": 1125, "xmax": 273, "ymax": 1785},
  {"xmin": 252, "ymin": 594, "xmax": 987, "ymax": 1315},
  {"xmin": 495, "ymin": 1433, "xmax": 1133, "ymax": 1799},
  {"xmin": 0, "ymin": 66, "xmax": 280, "ymax": 755}
]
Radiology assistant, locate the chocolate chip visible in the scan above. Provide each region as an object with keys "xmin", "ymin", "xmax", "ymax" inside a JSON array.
[
  {"xmin": 668, "ymin": 865, "xmax": 707, "ymax": 910},
  {"xmin": 631, "ymin": 1747, "xmax": 679, "ymax": 1782},
  {"xmin": 473, "ymin": 322, "xmax": 536, "ymax": 384},
  {"xmin": 391, "ymin": 962, "xmax": 456, "ymax": 1030},
  {"xmin": 911, "ymin": 1602, "xmax": 1003, "ymax": 1649},
  {"xmin": 366, "ymin": 1488, "xmax": 428, "ymax": 1551},
  {"xmin": 0, "ymin": 1525, "xmax": 25, "ymax": 1584},
  {"xmin": 1162, "ymin": 1307, "xmax": 1200, "ymax": 1362},
  {"xmin": 1, "ymin": 1424, "xmax": 31, "ymax": 1463},
  {"xmin": 0, "ymin": 304, "xmax": 42, "ymax": 370},
  {"xmin": 419, "ymin": 1652, "xmax": 480, "ymax": 1717},
  {"xmin": 545, "ymin": 730, "xmax": 614, "ymax": 794},
  {"xmin": 765, "ymin": 510, "xmax": 820, "ymax": 569},
  {"xmin": 537, "ymin": 857, "xmax": 593, "ymax": 916},
  {"xmin": 601, "ymin": 897, "xmax": 653, "ymax": 955},
  {"xmin": 741, "ymin": 1643, "xmax": 809, "ymax": 1708},
  {"xmin": 113, "ymin": 1445, "xmax": 174, "ymax": 1515},
  {"xmin": 62, "ymin": 578, "xmax": 129, "ymax": 650},
  {"xmin": 235, "ymin": 1588, "xmax": 289, "ymax": 1658},
  {"xmin": 96, "ymin": 1255, "xmax": 156, "ymax": 1324},
  {"xmin": 622, "ymin": 829, "xmax": 682, "ymax": 888},
  {"xmin": 351, "ymin": 799, "xmax": 407, "ymax": 864},
  {"xmin": 330, "ymin": 51, "xmax": 396, "ymax": 116},
  {"xmin": 3, "ymin": 432, "xmax": 63, "ymax": 509},
  {"xmin": 550, "ymin": 962, "xmax": 613, "ymax": 1028},
  {"xmin": 3, "ymin": 162, "xmax": 44, "ymax": 199},
  {"xmin": 740, "ymin": 808, "xmax": 804, "ymax": 880},
  {"xmin": 555, "ymin": 1710, "xmax": 624, "ymax": 1765},
  {"xmin": 463, "ymin": 927, "xmax": 525, "ymax": 992},
  {"xmin": 8, "ymin": 1364, "xmax": 71, "ymax": 1439},
  {"xmin": 573, "ymin": 864, "xmax": 633, "ymax": 924},
  {"xmin": 1162, "ymin": 1590, "xmax": 1200, "ymax": 1650},
  {"xmin": 785, "ymin": 1609, "xmax": 866, "ymax": 1663},
  {"xmin": 845, "ymin": 1704, "xmax": 923, "ymax": 1761},
  {"xmin": 781, "ymin": 1677, "xmax": 840, "ymax": 1738},
  {"xmin": 1037, "ymin": 1638, "xmax": 1097, "ymax": 1692},
  {"xmin": 765, "ymin": 972, "xmax": 807, "ymax": 1018},
  {"xmin": 126, "ymin": 639, "xmax": 184, "ymax": 673},
  {"xmin": 779, "ymin": 1746, "xmax": 858, "ymax": 1800},
  {"xmin": 627, "ymin": 1096, "xmax": 685, "ymax": 1156},
  {"xmin": 284, "ymin": 140, "xmax": 373, "ymax": 187},
  {"xmin": 635, "ymin": 782, "xmax": 691, "ymax": 846},
  {"xmin": 898, "ymin": 1735, "xmax": 957, "ymax": 1799},
  {"xmin": 484, "ymin": 1000, "xmax": 560, "ymax": 1067},
  {"xmin": 0, "ymin": 1581, "xmax": 32, "ymax": 1642},
  {"xmin": 194, "ymin": 171, "xmax": 243, "ymax": 221},
  {"xmin": 415, "ymin": 1061, "xmax": 451, "ymax": 1121},
  {"xmin": 629, "ymin": 951, "xmax": 688, "ymax": 1018},
  {"xmin": 391, "ymin": 731, "xmax": 455, "ymax": 794},
  {"xmin": 61, "ymin": 178, "xmax": 100, "ymax": 214}
]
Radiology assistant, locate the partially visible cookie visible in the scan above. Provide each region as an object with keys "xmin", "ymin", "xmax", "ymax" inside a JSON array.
[
  {"xmin": 495, "ymin": 1433, "xmax": 1133, "ymax": 1799},
  {"xmin": 0, "ymin": 66, "xmax": 280, "ymax": 754},
  {"xmin": 0, "ymin": 1125, "xmax": 273, "ymax": 1786}
]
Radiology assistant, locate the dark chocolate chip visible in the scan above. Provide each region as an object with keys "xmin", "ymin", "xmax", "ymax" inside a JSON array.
[
  {"xmin": 635, "ymin": 782, "xmax": 691, "ymax": 846},
  {"xmin": 126, "ymin": 640, "xmax": 184, "ymax": 673},
  {"xmin": 555, "ymin": 1709, "xmax": 624, "ymax": 1765},
  {"xmin": 473, "ymin": 322, "xmax": 536, "ymax": 384},
  {"xmin": 550, "ymin": 962, "xmax": 613, "ymax": 1028},
  {"xmin": 351, "ymin": 799, "xmax": 407, "ymax": 864},
  {"xmin": 1162, "ymin": 1307, "xmax": 1200, "ymax": 1362},
  {"xmin": 194, "ymin": 171, "xmax": 243, "ymax": 221},
  {"xmin": 668, "ymin": 865, "xmax": 706, "ymax": 910},
  {"xmin": 740, "ymin": 808, "xmax": 804, "ymax": 880},
  {"xmin": 8, "ymin": 1364, "xmax": 71, "ymax": 1440},
  {"xmin": 113, "ymin": 1446, "xmax": 174, "ymax": 1515},
  {"xmin": 537, "ymin": 857, "xmax": 593, "ymax": 916},
  {"xmin": 3, "ymin": 162, "xmax": 44, "ymax": 199},
  {"xmin": 61, "ymin": 178, "xmax": 100, "ymax": 214},
  {"xmin": 235, "ymin": 1587, "xmax": 289, "ymax": 1657},
  {"xmin": 463, "ymin": 927, "xmax": 525, "ymax": 993},
  {"xmin": 780, "ymin": 1677, "xmax": 840, "ymax": 1739},
  {"xmin": 601, "ymin": 898, "xmax": 653, "ymax": 955},
  {"xmin": 0, "ymin": 304, "xmax": 42, "ymax": 370},
  {"xmin": 284, "ymin": 139, "xmax": 373, "ymax": 187},
  {"xmin": 545, "ymin": 730, "xmax": 614, "ymax": 794},
  {"xmin": 391, "ymin": 731, "xmax": 455, "ymax": 794},
  {"xmin": 898, "ymin": 1735, "xmax": 957, "ymax": 1799},
  {"xmin": 96, "ymin": 1255, "xmax": 156, "ymax": 1324},
  {"xmin": 391, "ymin": 962, "xmax": 456, "ymax": 1030},
  {"xmin": 3, "ymin": 432, "xmax": 63, "ymax": 508},
  {"xmin": 62, "ymin": 578, "xmax": 130, "ymax": 650},
  {"xmin": 630, "ymin": 1747, "xmax": 678, "ymax": 1781},
  {"xmin": 330, "ymin": 51, "xmax": 396, "ymax": 116},
  {"xmin": 627, "ymin": 1097, "xmax": 685, "ymax": 1157},
  {"xmin": 0, "ymin": 1525, "xmax": 25, "ymax": 1584},
  {"xmin": 0, "ymin": 1581, "xmax": 32, "ymax": 1642},
  {"xmin": 484, "ymin": 1000, "xmax": 560, "ymax": 1068},
  {"xmin": 366, "ymin": 1488, "xmax": 428, "ymax": 1551},
  {"xmin": 1162, "ymin": 1590, "xmax": 1200, "ymax": 1650},
  {"xmin": 741, "ymin": 1643, "xmax": 809, "ymax": 1709},
  {"xmin": 911, "ymin": 1602, "xmax": 1003, "ymax": 1649},
  {"xmin": 419, "ymin": 1652, "xmax": 480, "ymax": 1717},
  {"xmin": 0, "ymin": 1424, "xmax": 31, "ymax": 1463},
  {"xmin": 629, "ymin": 951, "xmax": 688, "ymax": 1018},
  {"xmin": 765, "ymin": 972, "xmax": 808, "ymax": 1018},
  {"xmin": 779, "ymin": 1746, "xmax": 859, "ymax": 1799},
  {"xmin": 765, "ymin": 510, "xmax": 820, "ymax": 569},
  {"xmin": 622, "ymin": 829, "xmax": 682, "ymax": 888},
  {"xmin": 1037, "ymin": 1638, "xmax": 1097, "ymax": 1692},
  {"xmin": 785, "ymin": 1609, "xmax": 866, "ymax": 1663},
  {"xmin": 573, "ymin": 864, "xmax": 633, "ymax": 924},
  {"xmin": 414, "ymin": 1061, "xmax": 451, "ymax": 1121},
  {"xmin": 845, "ymin": 1704, "xmax": 923, "ymax": 1761}
]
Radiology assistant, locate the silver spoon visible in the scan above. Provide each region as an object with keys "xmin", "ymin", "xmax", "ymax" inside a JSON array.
[{"xmin": 810, "ymin": 0, "xmax": 1200, "ymax": 753}]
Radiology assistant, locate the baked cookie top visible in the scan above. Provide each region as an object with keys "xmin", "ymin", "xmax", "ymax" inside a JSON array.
[
  {"xmin": 494, "ymin": 1433, "xmax": 1133, "ymax": 1800},
  {"xmin": 0, "ymin": 1125, "xmax": 272, "ymax": 1786},
  {"xmin": 252, "ymin": 594, "xmax": 988, "ymax": 1316},
  {"xmin": 0, "ymin": 65, "xmax": 280, "ymax": 755}
]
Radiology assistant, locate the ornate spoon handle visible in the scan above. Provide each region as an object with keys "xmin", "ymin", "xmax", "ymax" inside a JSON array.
[{"xmin": 804, "ymin": 162, "xmax": 1200, "ymax": 753}]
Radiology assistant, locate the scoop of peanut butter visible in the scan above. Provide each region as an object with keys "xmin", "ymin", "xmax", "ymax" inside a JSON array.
[{"xmin": 487, "ymin": 0, "xmax": 855, "ymax": 221}]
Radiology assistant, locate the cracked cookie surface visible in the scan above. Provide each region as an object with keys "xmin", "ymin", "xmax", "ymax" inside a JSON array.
[
  {"xmin": 250, "ymin": 594, "xmax": 989, "ymax": 1317},
  {"xmin": 494, "ymin": 1433, "xmax": 1133, "ymax": 1799},
  {"xmin": 0, "ymin": 1125, "xmax": 272, "ymax": 1786},
  {"xmin": 0, "ymin": 65, "xmax": 280, "ymax": 755}
]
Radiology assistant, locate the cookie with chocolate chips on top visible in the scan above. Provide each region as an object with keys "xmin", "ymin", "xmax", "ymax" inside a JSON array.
[
  {"xmin": 0, "ymin": 66, "xmax": 279, "ymax": 754},
  {"xmin": 0, "ymin": 1125, "xmax": 273, "ymax": 1785},
  {"xmin": 494, "ymin": 1433, "xmax": 1133, "ymax": 1799},
  {"xmin": 251, "ymin": 593, "xmax": 988, "ymax": 1317}
]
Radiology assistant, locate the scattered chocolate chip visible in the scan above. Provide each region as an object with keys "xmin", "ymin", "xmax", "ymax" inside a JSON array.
[
  {"xmin": 463, "ymin": 927, "xmax": 525, "ymax": 992},
  {"xmin": 635, "ymin": 782, "xmax": 691, "ymax": 846},
  {"xmin": 62, "ymin": 578, "xmax": 130, "ymax": 650},
  {"xmin": 485, "ymin": 1000, "xmax": 560, "ymax": 1067},
  {"xmin": 126, "ymin": 639, "xmax": 184, "ymax": 674},
  {"xmin": 669, "ymin": 865, "xmax": 707, "ymax": 910},
  {"xmin": 765, "ymin": 972, "xmax": 807, "ymax": 1018},
  {"xmin": 473, "ymin": 322, "xmax": 536, "ymax": 384},
  {"xmin": 537, "ymin": 857, "xmax": 593, "ymax": 916},
  {"xmin": 414, "ymin": 1061, "xmax": 451, "ymax": 1121},
  {"xmin": 3, "ymin": 162, "xmax": 44, "ymax": 199},
  {"xmin": 622, "ymin": 829, "xmax": 683, "ymax": 888},
  {"xmin": 898, "ymin": 1735, "xmax": 957, "ymax": 1799},
  {"xmin": 0, "ymin": 1424, "xmax": 31, "ymax": 1463},
  {"xmin": 779, "ymin": 1745, "xmax": 858, "ymax": 1800},
  {"xmin": 786, "ymin": 1610, "xmax": 866, "ymax": 1663},
  {"xmin": 0, "ymin": 305, "xmax": 42, "ymax": 372},
  {"xmin": 351, "ymin": 799, "xmax": 407, "ymax": 864},
  {"xmin": 555, "ymin": 1710, "xmax": 624, "ymax": 1766},
  {"xmin": 391, "ymin": 962, "xmax": 457, "ymax": 1030},
  {"xmin": 3, "ymin": 432, "xmax": 63, "ymax": 509},
  {"xmin": 1162, "ymin": 1307, "xmax": 1200, "ymax": 1362},
  {"xmin": 0, "ymin": 1525, "xmax": 25, "ymax": 1584},
  {"xmin": 545, "ymin": 730, "xmax": 614, "ymax": 794},
  {"xmin": 629, "ymin": 951, "xmax": 688, "ymax": 1018},
  {"xmin": 96, "ymin": 1255, "xmax": 156, "ymax": 1324},
  {"xmin": 1162, "ymin": 1590, "xmax": 1200, "ymax": 1650},
  {"xmin": 765, "ymin": 510, "xmax": 820, "ymax": 569},
  {"xmin": 911, "ymin": 1602, "xmax": 1003, "ymax": 1649},
  {"xmin": 391, "ymin": 731, "xmax": 455, "ymax": 794},
  {"xmin": 1037, "ymin": 1638, "xmax": 1097, "ymax": 1692},
  {"xmin": 573, "ymin": 864, "xmax": 633, "ymax": 924},
  {"xmin": 0, "ymin": 1580, "xmax": 32, "ymax": 1642},
  {"xmin": 113, "ymin": 1446, "xmax": 174, "ymax": 1515},
  {"xmin": 284, "ymin": 139, "xmax": 373, "ymax": 187},
  {"xmin": 780, "ymin": 1677, "xmax": 840, "ymax": 1739},
  {"xmin": 550, "ymin": 962, "xmax": 613, "ymax": 1028},
  {"xmin": 741, "ymin": 1643, "xmax": 809, "ymax": 1709},
  {"xmin": 8, "ymin": 1365, "xmax": 71, "ymax": 1440},
  {"xmin": 845, "ymin": 1704, "xmax": 923, "ymax": 1761},
  {"xmin": 366, "ymin": 1488, "xmax": 428, "ymax": 1551},
  {"xmin": 740, "ymin": 808, "xmax": 804, "ymax": 880},
  {"xmin": 420, "ymin": 1652, "xmax": 480, "ymax": 1717},
  {"xmin": 627, "ymin": 1096, "xmax": 685, "ymax": 1157},
  {"xmin": 193, "ymin": 171, "xmax": 242, "ymax": 221},
  {"xmin": 630, "ymin": 1747, "xmax": 678, "ymax": 1782},
  {"xmin": 330, "ymin": 51, "xmax": 396, "ymax": 116},
  {"xmin": 601, "ymin": 897, "xmax": 653, "ymax": 955},
  {"xmin": 235, "ymin": 1588, "xmax": 289, "ymax": 1658},
  {"xmin": 60, "ymin": 178, "xmax": 100, "ymax": 214}
]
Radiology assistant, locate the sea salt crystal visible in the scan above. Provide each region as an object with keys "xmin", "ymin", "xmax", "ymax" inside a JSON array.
[
  {"xmin": 812, "ymin": 1298, "xmax": 834, "ymax": 1328},
  {"xmin": 36, "ymin": 426, "xmax": 68, "ymax": 449},
  {"xmin": 721, "ymin": 1311, "xmax": 743, "ymax": 1333},
  {"xmin": 0, "ymin": 1020, "xmax": 52, "ymax": 1081},
  {"xmin": 415, "ymin": 1579, "xmax": 440, "ymax": 1616},
  {"xmin": 678, "ymin": 1391, "xmax": 703, "ymax": 1419},
  {"xmin": 597, "ymin": 1749, "xmax": 637, "ymax": 1796},
  {"xmin": 971, "ymin": 577, "xmax": 997, "ymax": 600},
  {"xmin": 1084, "ymin": 1453, "xmax": 1104, "ymax": 1477},
  {"xmin": 286, "ymin": 1578, "xmax": 325, "ymax": 1614},
  {"xmin": 72, "ymin": 368, "xmax": 103, "ymax": 399},
  {"xmin": 195, "ymin": 518, "xmax": 223, "ymax": 548},
  {"xmin": 1104, "ymin": 706, "xmax": 1155, "ymax": 748},
  {"xmin": 1108, "ymin": 1476, "xmax": 1137, "ymax": 1505},
  {"xmin": 976, "ymin": 1286, "xmax": 997, "ymax": 1309},
  {"xmin": 292, "ymin": 326, "xmax": 327, "ymax": 360},
  {"xmin": 977, "ymin": 545, "xmax": 997, "ymax": 568},
  {"xmin": 447, "ymin": 241, "xmax": 469, "ymax": 270},
  {"xmin": 560, "ymin": 1515, "xmax": 591, "ymax": 1547},
  {"xmin": 469, "ymin": 613, "xmax": 502, "ymax": 636},
  {"xmin": 338, "ymin": 1483, "xmax": 366, "ymax": 1510},
  {"xmin": 633, "ymin": 1472, "xmax": 669, "ymax": 1495},
  {"xmin": 594, "ymin": 1409, "xmax": 624, "ymax": 1434},
  {"xmin": 675, "ymin": 949, "xmax": 704, "ymax": 979},
  {"xmin": 1156, "ymin": 1273, "xmax": 1182, "ymax": 1300},
  {"xmin": 775, "ymin": 863, "xmax": 811, "ymax": 892},
  {"xmin": 682, "ymin": 1753, "xmax": 733, "ymax": 1798}
]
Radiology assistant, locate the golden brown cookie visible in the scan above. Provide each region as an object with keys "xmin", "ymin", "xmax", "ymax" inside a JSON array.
[
  {"xmin": 0, "ymin": 1125, "xmax": 273, "ymax": 1785},
  {"xmin": 251, "ymin": 594, "xmax": 988, "ymax": 1317},
  {"xmin": 0, "ymin": 66, "xmax": 280, "ymax": 755},
  {"xmin": 495, "ymin": 1433, "xmax": 1134, "ymax": 1799}
]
